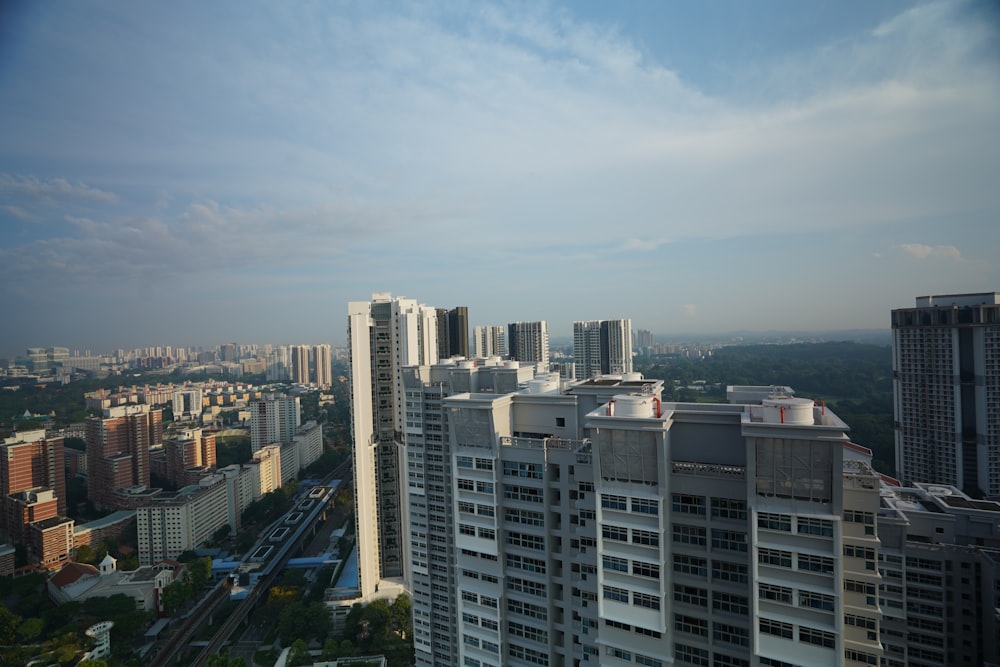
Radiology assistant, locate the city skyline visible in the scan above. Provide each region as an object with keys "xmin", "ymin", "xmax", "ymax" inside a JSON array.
[{"xmin": 1, "ymin": 1, "xmax": 998, "ymax": 353}]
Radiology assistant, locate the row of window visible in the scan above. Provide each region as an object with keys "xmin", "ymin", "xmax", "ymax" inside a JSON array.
[
  {"xmin": 758, "ymin": 618, "xmax": 836, "ymax": 647},
  {"xmin": 603, "ymin": 525, "xmax": 660, "ymax": 546},
  {"xmin": 673, "ymin": 554, "xmax": 748, "ymax": 583},
  {"xmin": 671, "ymin": 495, "xmax": 747, "ymax": 520},
  {"xmin": 603, "ymin": 585, "xmax": 662, "ymax": 610}
]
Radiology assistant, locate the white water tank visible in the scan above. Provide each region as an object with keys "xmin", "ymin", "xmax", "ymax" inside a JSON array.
[
  {"xmin": 525, "ymin": 375, "xmax": 559, "ymax": 394},
  {"xmin": 613, "ymin": 394, "xmax": 657, "ymax": 418},
  {"xmin": 505, "ymin": 360, "xmax": 520, "ymax": 369},
  {"xmin": 761, "ymin": 397, "xmax": 814, "ymax": 425},
  {"xmin": 622, "ymin": 372, "xmax": 643, "ymax": 382}
]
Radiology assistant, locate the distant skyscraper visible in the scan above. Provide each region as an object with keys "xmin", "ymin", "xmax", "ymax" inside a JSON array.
[
  {"xmin": 507, "ymin": 320, "xmax": 549, "ymax": 369},
  {"xmin": 86, "ymin": 404, "xmax": 162, "ymax": 509},
  {"xmin": 892, "ymin": 292, "xmax": 1000, "ymax": 494},
  {"xmin": 314, "ymin": 343, "xmax": 332, "ymax": 387},
  {"xmin": 291, "ymin": 345, "xmax": 310, "ymax": 384},
  {"xmin": 634, "ymin": 328, "xmax": 654, "ymax": 352},
  {"xmin": 348, "ymin": 293, "xmax": 439, "ymax": 598},
  {"xmin": 573, "ymin": 318, "xmax": 633, "ymax": 379},
  {"xmin": 266, "ymin": 345, "xmax": 291, "ymax": 382},
  {"xmin": 436, "ymin": 306, "xmax": 469, "ymax": 359},
  {"xmin": 473, "ymin": 325, "xmax": 507, "ymax": 359}
]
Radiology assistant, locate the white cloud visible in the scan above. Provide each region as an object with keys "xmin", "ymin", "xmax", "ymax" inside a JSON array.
[
  {"xmin": 683, "ymin": 304, "xmax": 697, "ymax": 317},
  {"xmin": 0, "ymin": 173, "xmax": 119, "ymax": 205},
  {"xmin": 898, "ymin": 243, "xmax": 963, "ymax": 261}
]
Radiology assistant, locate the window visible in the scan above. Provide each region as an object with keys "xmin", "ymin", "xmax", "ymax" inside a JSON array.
[
  {"xmin": 505, "ymin": 507, "xmax": 544, "ymax": 526},
  {"xmin": 844, "ymin": 649, "xmax": 879, "ymax": 665},
  {"xmin": 674, "ymin": 523, "xmax": 707, "ymax": 546},
  {"xmin": 635, "ymin": 655, "xmax": 663, "ymax": 667},
  {"xmin": 799, "ymin": 626, "xmax": 836, "ymax": 648},
  {"xmin": 711, "ymin": 529, "xmax": 747, "ymax": 552},
  {"xmin": 632, "ymin": 529, "xmax": 660, "ymax": 547},
  {"xmin": 604, "ymin": 585, "xmax": 629, "ymax": 602},
  {"xmin": 673, "ymin": 494, "xmax": 706, "ymax": 515},
  {"xmin": 458, "ymin": 501, "xmax": 475, "ymax": 514},
  {"xmin": 504, "ymin": 484, "xmax": 543, "ymax": 503},
  {"xmin": 504, "ymin": 461, "xmax": 542, "ymax": 479},
  {"xmin": 674, "ymin": 554, "xmax": 707, "ymax": 577},
  {"xmin": 509, "ymin": 644, "xmax": 548, "ymax": 665},
  {"xmin": 506, "ymin": 531, "xmax": 544, "ymax": 550},
  {"xmin": 603, "ymin": 555, "xmax": 628, "ymax": 572},
  {"xmin": 459, "ymin": 523, "xmax": 476, "ymax": 536},
  {"xmin": 712, "ymin": 560, "xmax": 747, "ymax": 584},
  {"xmin": 797, "ymin": 517, "xmax": 834, "ymax": 537},
  {"xmin": 478, "ymin": 527, "xmax": 495, "ymax": 540},
  {"xmin": 673, "ymin": 584, "xmax": 708, "ymax": 607},
  {"xmin": 634, "ymin": 592, "xmax": 661, "ymax": 610},
  {"xmin": 475, "ymin": 457, "xmax": 493, "ymax": 470},
  {"xmin": 674, "ymin": 614, "xmax": 708, "ymax": 637},
  {"xmin": 507, "ymin": 553, "xmax": 546, "ymax": 573},
  {"xmin": 757, "ymin": 512, "xmax": 791, "ymax": 531},
  {"xmin": 712, "ymin": 654, "xmax": 749, "ymax": 667},
  {"xmin": 603, "ymin": 525, "xmax": 629, "ymax": 542},
  {"xmin": 475, "ymin": 481, "xmax": 493, "ymax": 494},
  {"xmin": 632, "ymin": 560, "xmax": 660, "ymax": 579},
  {"xmin": 508, "ymin": 620, "xmax": 548, "ymax": 643},
  {"xmin": 758, "ymin": 548, "xmax": 792, "ymax": 568},
  {"xmin": 844, "ymin": 614, "xmax": 877, "ymax": 630},
  {"xmin": 507, "ymin": 598, "xmax": 547, "ymax": 621},
  {"xmin": 602, "ymin": 494, "xmax": 627, "ymax": 510},
  {"xmin": 798, "ymin": 553, "xmax": 835, "ymax": 574},
  {"xmin": 608, "ymin": 647, "xmax": 633, "ymax": 661},
  {"xmin": 457, "ymin": 456, "xmax": 473, "ymax": 468},
  {"xmin": 711, "ymin": 498, "xmax": 747, "ymax": 520},
  {"xmin": 674, "ymin": 643, "xmax": 709, "ymax": 666},
  {"xmin": 632, "ymin": 497, "xmax": 659, "ymax": 515},
  {"xmin": 507, "ymin": 578, "xmax": 545, "ymax": 597},
  {"xmin": 713, "ymin": 622, "xmax": 749, "ymax": 646},
  {"xmin": 712, "ymin": 591, "xmax": 749, "ymax": 615},
  {"xmin": 799, "ymin": 590, "xmax": 835, "ymax": 611},
  {"xmin": 477, "ymin": 504, "xmax": 495, "ymax": 517},
  {"xmin": 457, "ymin": 478, "xmax": 474, "ymax": 491},
  {"xmin": 759, "ymin": 618, "xmax": 793, "ymax": 639}
]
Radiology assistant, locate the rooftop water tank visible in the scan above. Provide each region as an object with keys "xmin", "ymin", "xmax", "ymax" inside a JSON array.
[
  {"xmin": 613, "ymin": 394, "xmax": 658, "ymax": 418},
  {"xmin": 761, "ymin": 397, "xmax": 814, "ymax": 425}
]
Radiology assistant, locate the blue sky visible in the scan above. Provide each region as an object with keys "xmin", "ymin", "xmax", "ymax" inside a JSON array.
[{"xmin": 1, "ymin": 0, "xmax": 998, "ymax": 354}]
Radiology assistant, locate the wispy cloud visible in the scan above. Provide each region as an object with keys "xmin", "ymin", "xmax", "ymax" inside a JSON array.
[
  {"xmin": 898, "ymin": 243, "xmax": 963, "ymax": 261},
  {"xmin": 0, "ymin": 173, "xmax": 119, "ymax": 205}
]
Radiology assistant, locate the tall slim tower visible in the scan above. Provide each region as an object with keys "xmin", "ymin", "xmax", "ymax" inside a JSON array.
[
  {"xmin": 290, "ymin": 345, "xmax": 310, "ymax": 385},
  {"xmin": 891, "ymin": 292, "xmax": 1000, "ymax": 495},
  {"xmin": 348, "ymin": 293, "xmax": 439, "ymax": 598},
  {"xmin": 314, "ymin": 344, "xmax": 332, "ymax": 387},
  {"xmin": 574, "ymin": 318, "xmax": 634, "ymax": 379},
  {"xmin": 507, "ymin": 320, "xmax": 549, "ymax": 369}
]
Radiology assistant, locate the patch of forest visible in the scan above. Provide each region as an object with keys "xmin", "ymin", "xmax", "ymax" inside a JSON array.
[{"xmin": 636, "ymin": 341, "xmax": 895, "ymax": 474}]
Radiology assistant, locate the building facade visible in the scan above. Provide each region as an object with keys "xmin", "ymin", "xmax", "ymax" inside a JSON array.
[
  {"xmin": 507, "ymin": 321, "xmax": 550, "ymax": 370},
  {"xmin": 891, "ymin": 292, "xmax": 1000, "ymax": 494},
  {"xmin": 473, "ymin": 325, "xmax": 507, "ymax": 359},
  {"xmin": 86, "ymin": 404, "xmax": 162, "ymax": 510},
  {"xmin": 348, "ymin": 293, "xmax": 439, "ymax": 598},
  {"xmin": 573, "ymin": 318, "xmax": 634, "ymax": 379},
  {"xmin": 405, "ymin": 375, "xmax": 884, "ymax": 667},
  {"xmin": 249, "ymin": 394, "xmax": 301, "ymax": 452}
]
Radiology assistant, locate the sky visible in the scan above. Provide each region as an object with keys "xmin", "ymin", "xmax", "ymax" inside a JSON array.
[{"xmin": 1, "ymin": 0, "xmax": 998, "ymax": 354}]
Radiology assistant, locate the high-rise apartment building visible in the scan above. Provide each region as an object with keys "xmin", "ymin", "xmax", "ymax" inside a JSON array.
[
  {"xmin": 86, "ymin": 404, "xmax": 162, "ymax": 510},
  {"xmin": 403, "ymin": 369, "xmax": 883, "ymax": 667},
  {"xmin": 573, "ymin": 318, "xmax": 633, "ymax": 379},
  {"xmin": 507, "ymin": 321, "xmax": 549, "ymax": 369},
  {"xmin": 876, "ymin": 480, "xmax": 1000, "ymax": 666},
  {"xmin": 348, "ymin": 293, "xmax": 440, "ymax": 598},
  {"xmin": 266, "ymin": 345, "xmax": 291, "ymax": 382},
  {"xmin": 164, "ymin": 427, "xmax": 216, "ymax": 487},
  {"xmin": 291, "ymin": 345, "xmax": 311, "ymax": 385},
  {"xmin": 249, "ymin": 395, "xmax": 301, "ymax": 452},
  {"xmin": 437, "ymin": 307, "xmax": 470, "ymax": 359},
  {"xmin": 0, "ymin": 430, "xmax": 66, "ymax": 546},
  {"xmin": 473, "ymin": 325, "xmax": 507, "ymax": 359},
  {"xmin": 891, "ymin": 292, "xmax": 1000, "ymax": 494},
  {"xmin": 314, "ymin": 343, "xmax": 333, "ymax": 387}
]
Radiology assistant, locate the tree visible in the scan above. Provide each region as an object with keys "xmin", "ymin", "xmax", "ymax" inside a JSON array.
[
  {"xmin": 286, "ymin": 639, "xmax": 310, "ymax": 667},
  {"xmin": 0, "ymin": 606, "xmax": 20, "ymax": 645},
  {"xmin": 212, "ymin": 524, "xmax": 232, "ymax": 544},
  {"xmin": 75, "ymin": 543, "xmax": 96, "ymax": 564},
  {"xmin": 206, "ymin": 651, "xmax": 246, "ymax": 667},
  {"xmin": 17, "ymin": 616, "xmax": 43, "ymax": 642}
]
